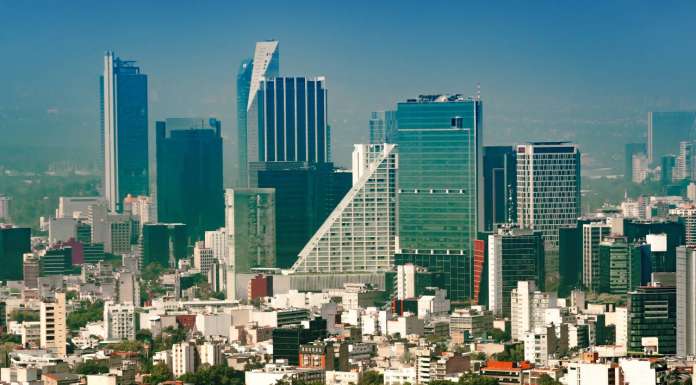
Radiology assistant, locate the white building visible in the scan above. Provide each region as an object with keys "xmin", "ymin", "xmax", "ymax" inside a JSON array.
[
  {"xmin": 48, "ymin": 217, "xmax": 77, "ymax": 244},
  {"xmin": 417, "ymin": 289, "xmax": 450, "ymax": 319},
  {"xmin": 396, "ymin": 264, "xmax": 417, "ymax": 300},
  {"xmin": 195, "ymin": 313, "xmax": 231, "ymax": 338},
  {"xmin": 0, "ymin": 196, "xmax": 10, "ymax": 221},
  {"xmin": 57, "ymin": 196, "xmax": 104, "ymax": 219},
  {"xmin": 204, "ymin": 228, "xmax": 227, "ymax": 263},
  {"xmin": 245, "ymin": 362, "xmax": 324, "ymax": 385},
  {"xmin": 671, "ymin": 206, "xmax": 696, "ymax": 248},
  {"xmin": 688, "ymin": 183, "xmax": 696, "ymax": 203},
  {"xmin": 523, "ymin": 326, "xmax": 556, "ymax": 367},
  {"xmin": 172, "ymin": 341, "xmax": 196, "ymax": 377},
  {"xmin": 582, "ymin": 222, "xmax": 611, "ymax": 291},
  {"xmin": 193, "ymin": 241, "xmax": 215, "ymax": 273},
  {"xmin": 197, "ymin": 342, "xmax": 223, "ymax": 366},
  {"xmin": 632, "ymin": 153, "xmax": 650, "ymax": 183},
  {"xmin": 40, "ymin": 292, "xmax": 67, "ymax": 357},
  {"xmin": 325, "ymin": 371, "xmax": 359, "ymax": 385},
  {"xmin": 384, "ymin": 367, "xmax": 417, "ymax": 385},
  {"xmin": 565, "ymin": 363, "xmax": 620, "ymax": 385},
  {"xmin": 618, "ymin": 358, "xmax": 667, "ymax": 385},
  {"xmin": 103, "ymin": 302, "xmax": 135, "ymax": 341},
  {"xmin": 615, "ymin": 307, "xmax": 628, "ymax": 348},
  {"xmin": 20, "ymin": 321, "xmax": 41, "ymax": 349},
  {"xmin": 516, "ymin": 142, "xmax": 580, "ymax": 246},
  {"xmin": 510, "ymin": 281, "xmax": 556, "ymax": 341},
  {"xmin": 126, "ymin": 195, "xmax": 156, "ymax": 227},
  {"xmin": 290, "ymin": 143, "xmax": 398, "ymax": 274}
]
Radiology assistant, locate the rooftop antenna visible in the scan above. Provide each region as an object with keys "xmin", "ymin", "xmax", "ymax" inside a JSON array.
[{"xmin": 476, "ymin": 82, "xmax": 481, "ymax": 101}]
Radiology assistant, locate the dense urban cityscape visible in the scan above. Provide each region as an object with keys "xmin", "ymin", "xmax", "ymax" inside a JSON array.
[{"xmin": 2, "ymin": 3, "xmax": 696, "ymax": 385}]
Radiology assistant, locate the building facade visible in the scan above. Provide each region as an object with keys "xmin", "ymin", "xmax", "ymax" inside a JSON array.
[
  {"xmin": 482, "ymin": 146, "xmax": 517, "ymax": 231},
  {"xmin": 677, "ymin": 246, "xmax": 696, "ymax": 356}
]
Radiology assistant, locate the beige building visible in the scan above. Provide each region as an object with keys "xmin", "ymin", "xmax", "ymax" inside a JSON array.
[{"xmin": 40, "ymin": 292, "xmax": 67, "ymax": 357}]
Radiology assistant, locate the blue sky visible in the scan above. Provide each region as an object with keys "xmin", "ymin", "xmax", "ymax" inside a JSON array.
[{"xmin": 1, "ymin": 1, "xmax": 696, "ymax": 172}]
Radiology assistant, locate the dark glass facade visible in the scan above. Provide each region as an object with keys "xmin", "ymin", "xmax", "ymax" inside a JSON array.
[
  {"xmin": 0, "ymin": 227, "xmax": 30, "ymax": 281},
  {"xmin": 155, "ymin": 118, "xmax": 224, "ymax": 240},
  {"xmin": 100, "ymin": 54, "xmax": 149, "ymax": 211},
  {"xmin": 254, "ymin": 162, "xmax": 351, "ymax": 268},
  {"xmin": 482, "ymin": 146, "xmax": 516, "ymax": 231},
  {"xmin": 236, "ymin": 58, "xmax": 253, "ymax": 187},
  {"xmin": 41, "ymin": 247, "xmax": 72, "ymax": 276},
  {"xmin": 627, "ymin": 285, "xmax": 677, "ymax": 354},
  {"xmin": 141, "ymin": 223, "xmax": 188, "ymax": 267},
  {"xmin": 272, "ymin": 318, "xmax": 327, "ymax": 365},
  {"xmin": 623, "ymin": 219, "xmax": 685, "ymax": 272},
  {"xmin": 598, "ymin": 237, "xmax": 641, "ymax": 294},
  {"xmin": 394, "ymin": 95, "xmax": 482, "ymax": 302}
]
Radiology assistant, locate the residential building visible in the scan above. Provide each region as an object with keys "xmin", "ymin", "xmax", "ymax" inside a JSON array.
[
  {"xmin": 101, "ymin": 51, "xmax": 149, "ymax": 212},
  {"xmin": 204, "ymin": 228, "xmax": 227, "ymax": 263},
  {"xmin": 103, "ymin": 302, "xmax": 135, "ymax": 340},
  {"xmin": 394, "ymin": 94, "xmax": 482, "ymax": 302},
  {"xmin": 172, "ymin": 341, "xmax": 196, "ymax": 377},
  {"xmin": 449, "ymin": 307, "xmax": 493, "ymax": 342},
  {"xmin": 193, "ymin": 241, "xmax": 215, "ymax": 273},
  {"xmin": 40, "ymin": 292, "xmax": 67, "ymax": 357},
  {"xmin": 510, "ymin": 281, "xmax": 556, "ymax": 341}
]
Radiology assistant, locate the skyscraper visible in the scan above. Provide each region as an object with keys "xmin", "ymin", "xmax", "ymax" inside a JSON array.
[
  {"xmin": 141, "ymin": 223, "xmax": 188, "ymax": 267},
  {"xmin": 647, "ymin": 111, "xmax": 696, "ymax": 164},
  {"xmin": 516, "ymin": 142, "xmax": 581, "ymax": 247},
  {"xmin": 224, "ymin": 188, "xmax": 276, "ymax": 298},
  {"xmin": 482, "ymin": 146, "xmax": 517, "ymax": 231},
  {"xmin": 155, "ymin": 118, "xmax": 224, "ymax": 240},
  {"xmin": 369, "ymin": 111, "xmax": 397, "ymax": 144},
  {"xmin": 394, "ymin": 94, "xmax": 482, "ymax": 302},
  {"xmin": 582, "ymin": 222, "xmax": 611, "ymax": 292},
  {"xmin": 237, "ymin": 41, "xmax": 280, "ymax": 187},
  {"xmin": 291, "ymin": 144, "xmax": 398, "ymax": 274},
  {"xmin": 0, "ymin": 226, "xmax": 30, "ymax": 281},
  {"xmin": 598, "ymin": 236, "xmax": 641, "ymax": 294},
  {"xmin": 248, "ymin": 76, "xmax": 329, "ymax": 169},
  {"xmin": 627, "ymin": 284, "xmax": 677, "ymax": 355},
  {"xmin": 677, "ymin": 246, "xmax": 696, "ymax": 356},
  {"xmin": 101, "ymin": 52, "xmax": 149, "ymax": 212}
]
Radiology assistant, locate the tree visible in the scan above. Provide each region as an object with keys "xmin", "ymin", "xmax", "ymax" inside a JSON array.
[
  {"xmin": 177, "ymin": 364, "xmax": 244, "ymax": 385},
  {"xmin": 358, "ymin": 371, "xmax": 383, "ymax": 385},
  {"xmin": 67, "ymin": 300, "xmax": 104, "ymax": 330},
  {"xmin": 144, "ymin": 363, "xmax": 173, "ymax": 385},
  {"xmin": 9, "ymin": 310, "xmax": 39, "ymax": 323},
  {"xmin": 458, "ymin": 373, "xmax": 499, "ymax": 385},
  {"xmin": 74, "ymin": 360, "xmax": 109, "ymax": 375},
  {"xmin": 493, "ymin": 343, "xmax": 524, "ymax": 362},
  {"xmin": 537, "ymin": 374, "xmax": 562, "ymax": 385},
  {"xmin": 487, "ymin": 328, "xmax": 510, "ymax": 343}
]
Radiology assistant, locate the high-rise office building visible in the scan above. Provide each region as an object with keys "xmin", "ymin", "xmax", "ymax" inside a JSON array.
[
  {"xmin": 291, "ymin": 144, "xmax": 398, "ymax": 274},
  {"xmin": 224, "ymin": 188, "xmax": 276, "ymax": 298},
  {"xmin": 670, "ymin": 205, "xmax": 696, "ymax": 248},
  {"xmin": 255, "ymin": 163, "xmax": 351, "ymax": 268},
  {"xmin": 558, "ymin": 217, "xmax": 606, "ymax": 297},
  {"xmin": 40, "ymin": 292, "xmax": 67, "ymax": 357},
  {"xmin": 647, "ymin": 111, "xmax": 696, "ymax": 164},
  {"xmin": 623, "ymin": 218, "xmax": 685, "ymax": 272},
  {"xmin": 204, "ymin": 228, "xmax": 227, "ymax": 264},
  {"xmin": 675, "ymin": 141, "xmax": 694, "ymax": 180},
  {"xmin": 625, "ymin": 143, "xmax": 647, "ymax": 182},
  {"xmin": 661, "ymin": 155, "xmax": 676, "ymax": 184},
  {"xmin": 101, "ymin": 52, "xmax": 149, "ymax": 212},
  {"xmin": 482, "ymin": 146, "xmax": 517, "ymax": 231},
  {"xmin": 141, "ymin": 223, "xmax": 188, "ymax": 267},
  {"xmin": 582, "ymin": 222, "xmax": 611, "ymax": 292},
  {"xmin": 598, "ymin": 236, "xmax": 641, "ymax": 294},
  {"xmin": 627, "ymin": 284, "xmax": 676, "ymax": 355},
  {"xmin": 0, "ymin": 196, "xmax": 10, "ymax": 221},
  {"xmin": 237, "ymin": 41, "xmax": 280, "ymax": 187},
  {"xmin": 193, "ymin": 241, "xmax": 215, "ymax": 273},
  {"xmin": 369, "ymin": 111, "xmax": 397, "ymax": 144},
  {"xmin": 40, "ymin": 246, "xmax": 72, "ymax": 277},
  {"xmin": 155, "ymin": 118, "xmax": 224, "ymax": 240},
  {"xmin": 248, "ymin": 76, "xmax": 329, "ymax": 169},
  {"xmin": 0, "ymin": 226, "xmax": 30, "ymax": 281},
  {"xmin": 677, "ymin": 246, "xmax": 696, "ymax": 356},
  {"xmin": 394, "ymin": 95, "xmax": 482, "ymax": 302},
  {"xmin": 517, "ymin": 142, "xmax": 581, "ymax": 247},
  {"xmin": 487, "ymin": 226, "xmax": 544, "ymax": 317}
]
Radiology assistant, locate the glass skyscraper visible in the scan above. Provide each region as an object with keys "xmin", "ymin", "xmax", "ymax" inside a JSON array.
[
  {"xmin": 101, "ymin": 51, "xmax": 149, "ymax": 212},
  {"xmin": 369, "ymin": 110, "xmax": 397, "ymax": 144},
  {"xmin": 394, "ymin": 94, "xmax": 482, "ymax": 302},
  {"xmin": 237, "ymin": 41, "xmax": 279, "ymax": 187},
  {"xmin": 248, "ymin": 76, "xmax": 329, "ymax": 165},
  {"xmin": 482, "ymin": 146, "xmax": 517, "ymax": 231},
  {"xmin": 155, "ymin": 118, "xmax": 224, "ymax": 240}
]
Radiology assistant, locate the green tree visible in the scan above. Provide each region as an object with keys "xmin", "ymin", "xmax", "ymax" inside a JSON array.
[
  {"xmin": 487, "ymin": 328, "xmax": 510, "ymax": 343},
  {"xmin": 177, "ymin": 364, "xmax": 244, "ymax": 385},
  {"xmin": 358, "ymin": 371, "xmax": 383, "ymax": 385},
  {"xmin": 9, "ymin": 310, "xmax": 39, "ymax": 323},
  {"xmin": 537, "ymin": 374, "xmax": 562, "ymax": 385},
  {"xmin": 458, "ymin": 373, "xmax": 498, "ymax": 385},
  {"xmin": 144, "ymin": 363, "xmax": 173, "ymax": 385},
  {"xmin": 67, "ymin": 300, "xmax": 104, "ymax": 330},
  {"xmin": 493, "ymin": 343, "xmax": 524, "ymax": 362},
  {"xmin": 74, "ymin": 360, "xmax": 109, "ymax": 375}
]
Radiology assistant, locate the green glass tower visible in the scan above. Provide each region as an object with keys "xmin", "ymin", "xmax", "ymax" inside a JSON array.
[{"xmin": 394, "ymin": 94, "xmax": 482, "ymax": 302}]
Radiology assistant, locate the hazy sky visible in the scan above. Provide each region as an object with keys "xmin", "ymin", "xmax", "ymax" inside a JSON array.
[{"xmin": 2, "ymin": 1, "xmax": 696, "ymax": 173}]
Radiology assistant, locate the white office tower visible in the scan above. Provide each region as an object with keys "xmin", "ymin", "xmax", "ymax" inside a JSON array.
[
  {"xmin": 204, "ymin": 228, "xmax": 227, "ymax": 263},
  {"xmin": 516, "ymin": 142, "xmax": 580, "ymax": 247},
  {"xmin": 172, "ymin": 341, "xmax": 196, "ymax": 377},
  {"xmin": 670, "ymin": 206, "xmax": 696, "ymax": 248},
  {"xmin": 40, "ymin": 292, "xmax": 67, "ymax": 357},
  {"xmin": 103, "ymin": 301, "xmax": 136, "ymax": 341},
  {"xmin": 193, "ymin": 241, "xmax": 215, "ymax": 273},
  {"xmin": 510, "ymin": 281, "xmax": 556, "ymax": 341},
  {"xmin": 116, "ymin": 271, "xmax": 140, "ymax": 306},
  {"xmin": 675, "ymin": 141, "xmax": 694, "ymax": 180},
  {"xmin": 126, "ymin": 195, "xmax": 156, "ymax": 227},
  {"xmin": 58, "ymin": 196, "xmax": 104, "ymax": 219},
  {"xmin": 677, "ymin": 246, "xmax": 696, "ymax": 356},
  {"xmin": 582, "ymin": 222, "xmax": 611, "ymax": 291},
  {"xmin": 291, "ymin": 143, "xmax": 398, "ymax": 273}
]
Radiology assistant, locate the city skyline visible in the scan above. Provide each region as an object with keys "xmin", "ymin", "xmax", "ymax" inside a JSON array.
[{"xmin": 3, "ymin": 1, "xmax": 696, "ymax": 175}]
